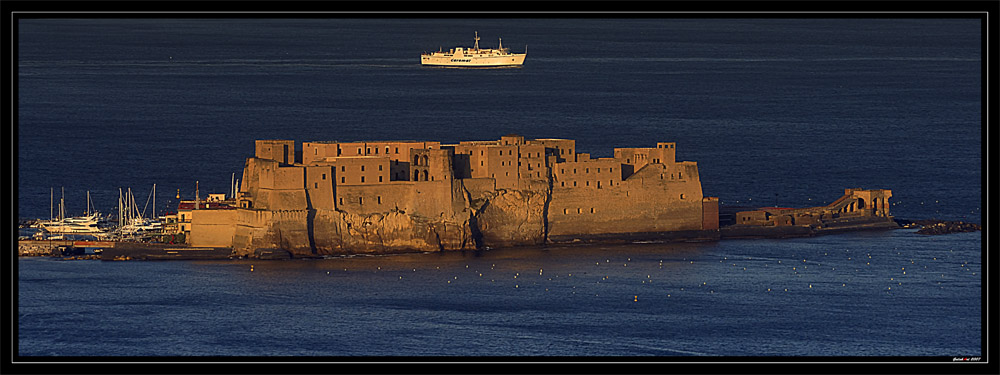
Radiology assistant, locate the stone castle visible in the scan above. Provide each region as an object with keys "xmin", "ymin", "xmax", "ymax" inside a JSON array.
[{"xmin": 186, "ymin": 135, "xmax": 720, "ymax": 257}]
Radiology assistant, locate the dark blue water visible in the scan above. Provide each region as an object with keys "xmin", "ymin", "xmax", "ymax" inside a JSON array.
[{"xmin": 16, "ymin": 18, "xmax": 982, "ymax": 358}]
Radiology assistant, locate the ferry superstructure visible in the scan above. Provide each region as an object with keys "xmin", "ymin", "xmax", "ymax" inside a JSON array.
[{"xmin": 421, "ymin": 31, "xmax": 526, "ymax": 67}]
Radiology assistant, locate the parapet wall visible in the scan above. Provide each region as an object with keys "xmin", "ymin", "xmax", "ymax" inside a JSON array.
[{"xmin": 211, "ymin": 136, "xmax": 717, "ymax": 256}]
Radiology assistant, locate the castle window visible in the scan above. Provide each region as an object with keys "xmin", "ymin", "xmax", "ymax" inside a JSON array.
[
  {"xmin": 395, "ymin": 147, "xmax": 399, "ymax": 153},
  {"xmin": 379, "ymin": 165, "xmax": 383, "ymax": 171},
  {"xmin": 379, "ymin": 176, "xmax": 383, "ymax": 182},
  {"xmin": 378, "ymin": 196, "xmax": 382, "ymax": 204},
  {"xmin": 573, "ymin": 181, "xmax": 577, "ymax": 187},
  {"xmin": 680, "ymin": 194, "xmax": 686, "ymax": 199},
  {"xmin": 481, "ymin": 161, "xmax": 484, "ymax": 166},
  {"xmin": 358, "ymin": 148, "xmax": 362, "ymax": 154},
  {"xmin": 314, "ymin": 183, "xmax": 318, "ymax": 188},
  {"xmin": 591, "ymin": 208, "xmax": 595, "ymax": 213},
  {"xmin": 597, "ymin": 168, "xmax": 600, "ymax": 173},
  {"xmin": 339, "ymin": 198, "xmax": 343, "ymax": 205},
  {"xmin": 561, "ymin": 182, "xmax": 565, "ymax": 187},
  {"xmin": 386, "ymin": 147, "xmax": 390, "ymax": 154},
  {"xmin": 586, "ymin": 181, "xmax": 590, "ymax": 186},
  {"xmin": 375, "ymin": 148, "xmax": 378, "ymax": 154},
  {"xmin": 341, "ymin": 166, "xmax": 346, "ymax": 172},
  {"xmin": 574, "ymin": 169, "xmax": 577, "ymax": 174},
  {"xmin": 322, "ymin": 174, "xmax": 326, "ymax": 180},
  {"xmin": 361, "ymin": 176, "xmax": 366, "ymax": 183},
  {"xmin": 314, "ymin": 148, "xmax": 318, "ymax": 155},
  {"xmin": 367, "ymin": 148, "xmax": 371, "ymax": 154},
  {"xmin": 564, "ymin": 209, "xmax": 568, "ymax": 214},
  {"xmin": 499, "ymin": 151, "xmax": 502, "ymax": 156},
  {"xmin": 577, "ymin": 208, "xmax": 582, "ymax": 214},
  {"xmin": 359, "ymin": 197, "xmax": 363, "ymax": 205},
  {"xmin": 678, "ymin": 172, "xmax": 683, "ymax": 179},
  {"xmin": 341, "ymin": 177, "xmax": 346, "ymax": 183}
]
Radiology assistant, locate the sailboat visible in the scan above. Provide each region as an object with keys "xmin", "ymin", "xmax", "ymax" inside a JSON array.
[{"xmin": 118, "ymin": 184, "xmax": 163, "ymax": 235}]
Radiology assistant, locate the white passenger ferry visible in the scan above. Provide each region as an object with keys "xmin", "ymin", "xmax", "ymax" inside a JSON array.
[{"xmin": 421, "ymin": 31, "xmax": 526, "ymax": 67}]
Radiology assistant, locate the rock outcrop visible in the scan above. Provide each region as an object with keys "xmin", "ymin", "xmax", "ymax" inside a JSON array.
[
  {"xmin": 913, "ymin": 220, "xmax": 981, "ymax": 235},
  {"xmin": 470, "ymin": 188, "xmax": 548, "ymax": 248}
]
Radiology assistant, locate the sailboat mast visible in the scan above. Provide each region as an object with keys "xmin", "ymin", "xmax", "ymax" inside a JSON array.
[
  {"xmin": 118, "ymin": 188, "xmax": 123, "ymax": 228},
  {"xmin": 50, "ymin": 188, "xmax": 53, "ymax": 221},
  {"xmin": 153, "ymin": 184, "xmax": 156, "ymax": 219},
  {"xmin": 60, "ymin": 187, "xmax": 65, "ymax": 221}
]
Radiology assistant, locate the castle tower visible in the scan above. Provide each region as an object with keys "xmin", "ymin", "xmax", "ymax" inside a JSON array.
[{"xmin": 255, "ymin": 140, "xmax": 295, "ymax": 165}]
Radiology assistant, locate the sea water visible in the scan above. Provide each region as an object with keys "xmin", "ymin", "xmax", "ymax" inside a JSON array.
[{"xmin": 16, "ymin": 18, "xmax": 982, "ymax": 358}]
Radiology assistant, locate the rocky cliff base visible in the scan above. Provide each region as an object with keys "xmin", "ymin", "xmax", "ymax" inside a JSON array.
[{"xmin": 896, "ymin": 219, "xmax": 982, "ymax": 235}]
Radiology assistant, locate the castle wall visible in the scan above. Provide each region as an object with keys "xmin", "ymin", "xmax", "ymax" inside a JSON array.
[
  {"xmin": 548, "ymin": 162, "xmax": 704, "ymax": 237},
  {"xmin": 189, "ymin": 209, "xmax": 239, "ymax": 247},
  {"xmin": 255, "ymin": 140, "xmax": 294, "ymax": 164},
  {"xmin": 224, "ymin": 136, "xmax": 716, "ymax": 256},
  {"xmin": 304, "ymin": 165, "xmax": 335, "ymax": 210}
]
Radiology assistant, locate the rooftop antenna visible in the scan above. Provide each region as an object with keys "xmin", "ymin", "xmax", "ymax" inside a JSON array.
[{"xmin": 474, "ymin": 31, "xmax": 480, "ymax": 50}]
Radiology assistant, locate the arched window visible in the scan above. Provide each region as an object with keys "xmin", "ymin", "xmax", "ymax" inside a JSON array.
[
  {"xmin": 413, "ymin": 155, "xmax": 420, "ymax": 165},
  {"xmin": 423, "ymin": 170, "xmax": 429, "ymax": 181},
  {"xmin": 422, "ymin": 155, "xmax": 429, "ymax": 166},
  {"xmin": 414, "ymin": 170, "xmax": 419, "ymax": 181}
]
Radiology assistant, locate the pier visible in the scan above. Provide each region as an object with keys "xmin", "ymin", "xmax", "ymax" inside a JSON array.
[{"xmin": 18, "ymin": 239, "xmax": 232, "ymax": 260}]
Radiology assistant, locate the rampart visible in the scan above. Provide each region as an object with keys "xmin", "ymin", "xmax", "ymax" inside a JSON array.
[{"xmin": 190, "ymin": 135, "xmax": 728, "ymax": 257}]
